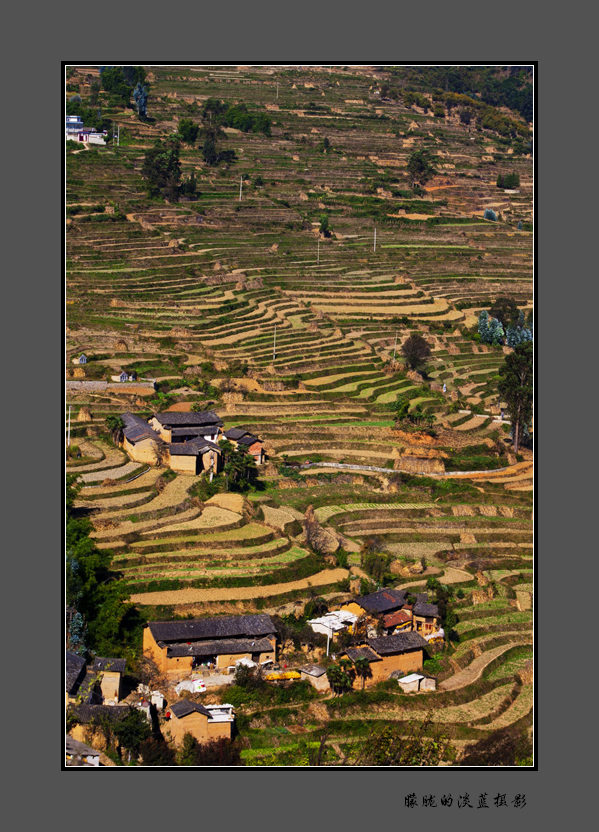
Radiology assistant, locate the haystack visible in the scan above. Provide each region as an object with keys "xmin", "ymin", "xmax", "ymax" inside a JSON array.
[{"xmin": 78, "ymin": 406, "xmax": 93, "ymax": 422}]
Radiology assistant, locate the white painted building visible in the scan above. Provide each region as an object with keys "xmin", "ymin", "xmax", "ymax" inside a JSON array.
[{"xmin": 308, "ymin": 610, "xmax": 358, "ymax": 638}]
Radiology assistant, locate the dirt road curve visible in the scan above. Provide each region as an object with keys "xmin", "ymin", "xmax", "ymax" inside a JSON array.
[{"xmin": 129, "ymin": 568, "xmax": 350, "ymax": 605}]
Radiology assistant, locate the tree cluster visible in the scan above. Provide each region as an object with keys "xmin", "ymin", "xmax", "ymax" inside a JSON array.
[
  {"xmin": 66, "ymin": 475, "xmax": 144, "ymax": 658},
  {"xmin": 220, "ymin": 439, "xmax": 258, "ymax": 492},
  {"xmin": 478, "ymin": 310, "xmax": 505, "ymax": 345},
  {"xmin": 201, "ymin": 98, "xmax": 271, "ymax": 135},
  {"xmin": 496, "ymin": 172, "xmax": 520, "ymax": 189},
  {"xmin": 406, "ymin": 149, "xmax": 437, "ymax": 188},
  {"xmin": 141, "ymin": 137, "xmax": 182, "ymax": 201},
  {"xmin": 100, "ymin": 66, "xmax": 149, "ymax": 117}
]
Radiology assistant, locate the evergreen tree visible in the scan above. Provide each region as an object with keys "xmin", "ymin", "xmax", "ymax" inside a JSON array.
[
  {"xmin": 498, "ymin": 341, "xmax": 533, "ymax": 452},
  {"xmin": 133, "ymin": 83, "xmax": 148, "ymax": 118},
  {"xmin": 141, "ymin": 137, "xmax": 181, "ymax": 198},
  {"xmin": 178, "ymin": 118, "xmax": 199, "ymax": 145},
  {"xmin": 407, "ymin": 149, "xmax": 437, "ymax": 188}
]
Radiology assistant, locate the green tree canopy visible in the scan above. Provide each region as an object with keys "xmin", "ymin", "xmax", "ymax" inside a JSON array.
[
  {"xmin": 178, "ymin": 118, "xmax": 199, "ymax": 145},
  {"xmin": 141, "ymin": 137, "xmax": 181, "ymax": 200},
  {"xmin": 113, "ymin": 707, "xmax": 152, "ymax": 759},
  {"xmin": 401, "ymin": 333, "xmax": 431, "ymax": 371},
  {"xmin": 220, "ymin": 440, "xmax": 258, "ymax": 492},
  {"xmin": 497, "ymin": 340, "xmax": 533, "ymax": 452},
  {"xmin": 406, "ymin": 149, "xmax": 437, "ymax": 187}
]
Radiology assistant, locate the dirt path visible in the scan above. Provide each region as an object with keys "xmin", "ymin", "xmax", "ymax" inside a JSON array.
[
  {"xmin": 129, "ymin": 568, "xmax": 349, "ymax": 605},
  {"xmin": 440, "ymin": 640, "xmax": 532, "ymax": 691}
]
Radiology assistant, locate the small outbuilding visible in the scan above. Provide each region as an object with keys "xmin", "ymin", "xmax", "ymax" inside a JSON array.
[
  {"xmin": 92, "ymin": 657, "xmax": 126, "ymax": 704},
  {"xmin": 164, "ymin": 699, "xmax": 235, "ymax": 746},
  {"xmin": 392, "ymin": 672, "xmax": 437, "ymax": 693},
  {"xmin": 299, "ymin": 664, "xmax": 330, "ymax": 691}
]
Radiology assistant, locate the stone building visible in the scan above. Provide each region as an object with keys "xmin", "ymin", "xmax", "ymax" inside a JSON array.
[{"xmin": 143, "ymin": 614, "xmax": 277, "ymax": 676}]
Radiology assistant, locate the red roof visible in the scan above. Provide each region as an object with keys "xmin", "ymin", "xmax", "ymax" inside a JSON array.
[{"xmin": 383, "ymin": 610, "xmax": 412, "ymax": 628}]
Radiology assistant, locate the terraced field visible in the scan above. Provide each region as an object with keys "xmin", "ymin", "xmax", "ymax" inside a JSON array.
[{"xmin": 66, "ymin": 64, "xmax": 533, "ymax": 765}]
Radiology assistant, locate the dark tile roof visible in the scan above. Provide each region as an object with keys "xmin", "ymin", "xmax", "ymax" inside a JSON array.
[
  {"xmin": 92, "ymin": 657, "xmax": 126, "ymax": 674},
  {"xmin": 148, "ymin": 614, "xmax": 276, "ymax": 644},
  {"xmin": 367, "ymin": 633, "xmax": 428, "ymax": 655},
  {"xmin": 121, "ymin": 412, "xmax": 161, "ymax": 444},
  {"xmin": 66, "ymin": 651, "xmax": 86, "ymax": 694},
  {"xmin": 238, "ymin": 434, "xmax": 260, "ymax": 446},
  {"xmin": 154, "ymin": 411, "xmax": 222, "ymax": 427},
  {"xmin": 65, "ymin": 736, "xmax": 100, "ymax": 758},
  {"xmin": 224, "ymin": 427, "xmax": 248, "ymax": 440},
  {"xmin": 68, "ymin": 704, "xmax": 130, "ymax": 724},
  {"xmin": 168, "ymin": 438, "xmax": 221, "ymax": 456},
  {"xmin": 170, "ymin": 426, "xmax": 220, "ymax": 437},
  {"xmin": 170, "ymin": 700, "xmax": 211, "ymax": 719},
  {"xmin": 167, "ymin": 637, "xmax": 275, "ymax": 658},
  {"xmin": 413, "ymin": 602, "xmax": 439, "ymax": 618},
  {"xmin": 344, "ymin": 646, "xmax": 382, "ymax": 663},
  {"xmin": 76, "ymin": 672, "xmax": 102, "ymax": 704},
  {"xmin": 299, "ymin": 664, "xmax": 327, "ymax": 677},
  {"xmin": 357, "ymin": 588, "xmax": 407, "ymax": 614}
]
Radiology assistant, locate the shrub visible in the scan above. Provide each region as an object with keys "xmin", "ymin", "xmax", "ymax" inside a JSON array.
[{"xmin": 483, "ymin": 208, "xmax": 497, "ymax": 221}]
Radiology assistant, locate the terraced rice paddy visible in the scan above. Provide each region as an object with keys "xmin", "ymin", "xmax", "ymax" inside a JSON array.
[{"xmin": 66, "ymin": 64, "xmax": 533, "ymax": 764}]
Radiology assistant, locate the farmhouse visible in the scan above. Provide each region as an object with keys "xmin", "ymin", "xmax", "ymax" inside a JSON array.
[
  {"xmin": 412, "ymin": 594, "xmax": 441, "ymax": 636},
  {"xmin": 164, "ymin": 700, "xmax": 235, "ymax": 746},
  {"xmin": 120, "ymin": 411, "xmax": 222, "ymax": 474},
  {"xmin": 168, "ymin": 437, "xmax": 222, "ymax": 475},
  {"xmin": 341, "ymin": 632, "xmax": 428, "ymax": 687},
  {"xmin": 223, "ymin": 427, "xmax": 265, "ymax": 464},
  {"xmin": 340, "ymin": 588, "xmax": 440, "ymax": 638},
  {"xmin": 150, "ymin": 410, "xmax": 223, "ymax": 444},
  {"xmin": 143, "ymin": 614, "xmax": 278, "ymax": 675},
  {"xmin": 340, "ymin": 588, "xmax": 408, "ymax": 626},
  {"xmin": 121, "ymin": 412, "xmax": 165, "ymax": 465},
  {"xmin": 73, "ymin": 353, "xmax": 87, "ymax": 364}
]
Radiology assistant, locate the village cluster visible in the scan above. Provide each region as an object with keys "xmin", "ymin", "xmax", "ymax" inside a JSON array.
[
  {"xmin": 66, "ymin": 583, "xmax": 445, "ymax": 765},
  {"xmin": 121, "ymin": 408, "xmax": 264, "ymax": 473}
]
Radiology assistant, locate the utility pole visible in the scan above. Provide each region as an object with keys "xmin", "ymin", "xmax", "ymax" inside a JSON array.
[
  {"xmin": 239, "ymin": 176, "xmax": 243, "ymax": 201},
  {"xmin": 273, "ymin": 323, "xmax": 277, "ymax": 361},
  {"xmin": 374, "ymin": 226, "xmax": 377, "ymax": 252},
  {"xmin": 117, "ymin": 124, "xmax": 120, "ymax": 146},
  {"xmin": 317, "ymin": 238, "xmax": 320, "ymax": 264},
  {"xmin": 67, "ymin": 406, "xmax": 71, "ymax": 447}
]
